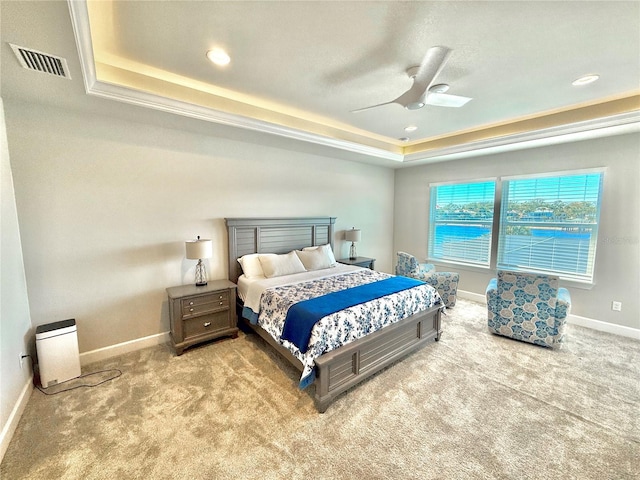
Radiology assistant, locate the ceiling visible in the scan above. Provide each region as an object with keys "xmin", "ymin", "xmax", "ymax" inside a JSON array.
[{"xmin": 2, "ymin": 1, "xmax": 640, "ymax": 167}]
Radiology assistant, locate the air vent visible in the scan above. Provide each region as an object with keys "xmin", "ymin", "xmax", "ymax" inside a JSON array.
[{"xmin": 9, "ymin": 43, "xmax": 71, "ymax": 79}]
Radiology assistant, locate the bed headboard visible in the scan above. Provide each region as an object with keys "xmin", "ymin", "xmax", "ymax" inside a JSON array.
[{"xmin": 225, "ymin": 217, "xmax": 336, "ymax": 283}]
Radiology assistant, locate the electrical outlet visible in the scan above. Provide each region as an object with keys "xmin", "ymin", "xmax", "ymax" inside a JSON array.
[{"xmin": 612, "ymin": 301, "xmax": 622, "ymax": 312}]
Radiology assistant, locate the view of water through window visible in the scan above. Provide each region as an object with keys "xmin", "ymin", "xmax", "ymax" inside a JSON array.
[{"xmin": 429, "ymin": 171, "xmax": 603, "ymax": 282}]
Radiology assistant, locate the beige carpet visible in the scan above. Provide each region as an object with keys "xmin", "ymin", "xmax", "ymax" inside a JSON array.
[{"xmin": 2, "ymin": 299, "xmax": 639, "ymax": 480}]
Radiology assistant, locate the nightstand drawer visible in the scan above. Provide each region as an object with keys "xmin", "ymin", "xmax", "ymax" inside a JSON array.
[
  {"xmin": 181, "ymin": 292, "xmax": 229, "ymax": 318},
  {"xmin": 183, "ymin": 311, "xmax": 231, "ymax": 339},
  {"xmin": 167, "ymin": 280, "xmax": 238, "ymax": 355}
]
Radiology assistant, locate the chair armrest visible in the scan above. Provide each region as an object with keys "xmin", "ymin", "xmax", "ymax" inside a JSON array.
[
  {"xmin": 486, "ymin": 278, "xmax": 497, "ymax": 295},
  {"xmin": 556, "ymin": 287, "xmax": 572, "ymax": 319},
  {"xmin": 424, "ymin": 271, "xmax": 459, "ymax": 307},
  {"xmin": 485, "ymin": 278, "xmax": 499, "ymax": 316},
  {"xmin": 433, "ymin": 271, "xmax": 458, "ymax": 282}
]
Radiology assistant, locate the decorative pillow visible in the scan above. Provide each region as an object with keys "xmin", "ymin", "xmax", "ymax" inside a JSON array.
[
  {"xmin": 296, "ymin": 247, "xmax": 332, "ymax": 271},
  {"xmin": 259, "ymin": 251, "xmax": 307, "ymax": 278},
  {"xmin": 302, "ymin": 243, "xmax": 336, "ymax": 266},
  {"xmin": 237, "ymin": 254, "xmax": 265, "ymax": 279}
]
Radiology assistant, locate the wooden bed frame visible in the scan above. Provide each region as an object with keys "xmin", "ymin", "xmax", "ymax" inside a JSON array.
[{"xmin": 225, "ymin": 217, "xmax": 442, "ymax": 413}]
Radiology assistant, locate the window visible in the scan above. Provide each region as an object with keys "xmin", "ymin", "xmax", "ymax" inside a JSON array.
[
  {"xmin": 427, "ymin": 169, "xmax": 605, "ymax": 284},
  {"xmin": 497, "ymin": 170, "xmax": 604, "ymax": 283},
  {"xmin": 428, "ymin": 180, "xmax": 496, "ymax": 267}
]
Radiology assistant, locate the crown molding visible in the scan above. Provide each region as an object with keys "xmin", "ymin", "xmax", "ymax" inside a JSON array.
[
  {"xmin": 401, "ymin": 111, "xmax": 640, "ymax": 166},
  {"xmin": 68, "ymin": 0, "xmax": 96, "ymax": 92}
]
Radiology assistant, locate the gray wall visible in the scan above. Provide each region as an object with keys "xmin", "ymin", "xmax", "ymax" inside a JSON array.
[
  {"xmin": 0, "ymin": 98, "xmax": 32, "ymax": 457},
  {"xmin": 394, "ymin": 133, "xmax": 640, "ymax": 330},
  {"xmin": 5, "ymin": 100, "xmax": 395, "ymax": 354}
]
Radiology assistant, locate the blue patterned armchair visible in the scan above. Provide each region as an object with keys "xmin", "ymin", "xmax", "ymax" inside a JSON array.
[
  {"xmin": 486, "ymin": 270, "xmax": 571, "ymax": 348},
  {"xmin": 395, "ymin": 252, "xmax": 459, "ymax": 307}
]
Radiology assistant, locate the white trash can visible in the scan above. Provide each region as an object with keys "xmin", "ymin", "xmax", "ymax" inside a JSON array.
[{"xmin": 36, "ymin": 319, "xmax": 81, "ymax": 388}]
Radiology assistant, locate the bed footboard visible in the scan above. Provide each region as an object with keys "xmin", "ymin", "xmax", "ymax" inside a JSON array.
[
  {"xmin": 239, "ymin": 303, "xmax": 442, "ymax": 413},
  {"xmin": 314, "ymin": 305, "xmax": 442, "ymax": 412}
]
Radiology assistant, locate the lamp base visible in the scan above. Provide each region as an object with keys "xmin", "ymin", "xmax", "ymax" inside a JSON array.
[
  {"xmin": 349, "ymin": 242, "xmax": 357, "ymax": 260},
  {"xmin": 194, "ymin": 259, "xmax": 208, "ymax": 287}
]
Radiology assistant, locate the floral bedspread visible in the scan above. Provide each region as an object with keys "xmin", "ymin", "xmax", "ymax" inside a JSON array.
[{"xmin": 257, "ymin": 269, "xmax": 442, "ymax": 388}]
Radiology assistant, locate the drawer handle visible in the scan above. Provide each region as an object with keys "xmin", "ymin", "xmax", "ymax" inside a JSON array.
[
  {"xmin": 189, "ymin": 301, "xmax": 194, "ymax": 306},
  {"xmin": 189, "ymin": 308, "xmax": 194, "ymax": 312},
  {"xmin": 203, "ymin": 322, "xmax": 211, "ymax": 327},
  {"xmin": 219, "ymin": 295, "xmax": 223, "ymax": 299},
  {"xmin": 219, "ymin": 301, "xmax": 223, "ymax": 305}
]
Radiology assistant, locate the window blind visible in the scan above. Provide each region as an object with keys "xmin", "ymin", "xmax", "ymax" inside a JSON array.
[
  {"xmin": 497, "ymin": 171, "xmax": 604, "ymax": 283},
  {"xmin": 428, "ymin": 180, "xmax": 496, "ymax": 266}
]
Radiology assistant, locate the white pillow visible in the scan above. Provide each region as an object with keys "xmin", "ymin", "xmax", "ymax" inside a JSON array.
[
  {"xmin": 303, "ymin": 243, "xmax": 336, "ymax": 266},
  {"xmin": 259, "ymin": 251, "xmax": 306, "ymax": 278},
  {"xmin": 295, "ymin": 247, "xmax": 332, "ymax": 271},
  {"xmin": 237, "ymin": 254, "xmax": 265, "ymax": 279}
]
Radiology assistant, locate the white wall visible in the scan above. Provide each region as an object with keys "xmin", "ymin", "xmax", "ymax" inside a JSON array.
[
  {"xmin": 5, "ymin": 100, "xmax": 395, "ymax": 354},
  {"xmin": 394, "ymin": 133, "xmax": 640, "ymax": 331},
  {"xmin": 0, "ymin": 98, "xmax": 33, "ymax": 461}
]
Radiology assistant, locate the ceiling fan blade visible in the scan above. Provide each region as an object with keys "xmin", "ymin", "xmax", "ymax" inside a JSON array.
[
  {"xmin": 350, "ymin": 100, "xmax": 398, "ymax": 113},
  {"xmin": 393, "ymin": 86, "xmax": 426, "ymax": 110},
  {"xmin": 412, "ymin": 46, "xmax": 452, "ymax": 92},
  {"xmin": 425, "ymin": 92, "xmax": 472, "ymax": 108},
  {"xmin": 394, "ymin": 46, "xmax": 452, "ymax": 108}
]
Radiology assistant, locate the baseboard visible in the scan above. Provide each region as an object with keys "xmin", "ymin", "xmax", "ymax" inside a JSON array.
[
  {"xmin": 568, "ymin": 314, "xmax": 640, "ymax": 340},
  {"xmin": 80, "ymin": 331, "xmax": 171, "ymax": 366},
  {"xmin": 458, "ymin": 290, "xmax": 486, "ymax": 304},
  {"xmin": 0, "ymin": 375, "xmax": 33, "ymax": 464},
  {"xmin": 457, "ymin": 289, "xmax": 640, "ymax": 340}
]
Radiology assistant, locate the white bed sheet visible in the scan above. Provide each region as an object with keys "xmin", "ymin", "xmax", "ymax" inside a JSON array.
[{"xmin": 238, "ymin": 263, "xmax": 361, "ymax": 312}]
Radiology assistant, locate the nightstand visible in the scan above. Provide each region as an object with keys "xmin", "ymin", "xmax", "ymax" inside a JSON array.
[
  {"xmin": 167, "ymin": 279, "xmax": 238, "ymax": 355},
  {"xmin": 337, "ymin": 256, "xmax": 376, "ymax": 270}
]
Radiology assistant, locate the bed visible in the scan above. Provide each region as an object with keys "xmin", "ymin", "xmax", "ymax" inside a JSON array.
[{"xmin": 225, "ymin": 217, "xmax": 443, "ymax": 412}]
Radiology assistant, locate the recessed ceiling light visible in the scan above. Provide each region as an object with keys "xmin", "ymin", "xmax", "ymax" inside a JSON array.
[
  {"xmin": 404, "ymin": 125, "xmax": 418, "ymax": 132},
  {"xmin": 206, "ymin": 48, "xmax": 230, "ymax": 66},
  {"xmin": 572, "ymin": 74, "xmax": 599, "ymax": 86}
]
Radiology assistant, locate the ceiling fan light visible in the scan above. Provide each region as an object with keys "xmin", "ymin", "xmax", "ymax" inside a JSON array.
[
  {"xmin": 405, "ymin": 102, "xmax": 425, "ymax": 110},
  {"xmin": 572, "ymin": 74, "xmax": 599, "ymax": 86},
  {"xmin": 206, "ymin": 48, "xmax": 230, "ymax": 66},
  {"xmin": 429, "ymin": 83, "xmax": 450, "ymax": 94}
]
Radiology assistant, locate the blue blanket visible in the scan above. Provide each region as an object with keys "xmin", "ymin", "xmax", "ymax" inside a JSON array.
[{"xmin": 281, "ymin": 276, "xmax": 424, "ymax": 353}]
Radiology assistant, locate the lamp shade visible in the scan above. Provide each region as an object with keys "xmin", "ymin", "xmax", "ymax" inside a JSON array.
[
  {"xmin": 185, "ymin": 237, "xmax": 212, "ymax": 260},
  {"xmin": 345, "ymin": 228, "xmax": 361, "ymax": 242}
]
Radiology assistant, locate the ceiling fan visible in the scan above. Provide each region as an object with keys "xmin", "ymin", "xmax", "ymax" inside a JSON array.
[{"xmin": 351, "ymin": 45, "xmax": 471, "ymax": 113}]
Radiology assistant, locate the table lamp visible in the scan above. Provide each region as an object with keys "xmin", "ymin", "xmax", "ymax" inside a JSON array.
[
  {"xmin": 185, "ymin": 236, "xmax": 213, "ymax": 286},
  {"xmin": 345, "ymin": 227, "xmax": 361, "ymax": 260}
]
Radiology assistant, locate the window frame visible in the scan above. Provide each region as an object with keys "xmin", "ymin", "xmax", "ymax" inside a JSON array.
[
  {"xmin": 496, "ymin": 168, "xmax": 605, "ymax": 284},
  {"xmin": 427, "ymin": 168, "xmax": 605, "ymax": 285},
  {"xmin": 427, "ymin": 178, "xmax": 497, "ymax": 268}
]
